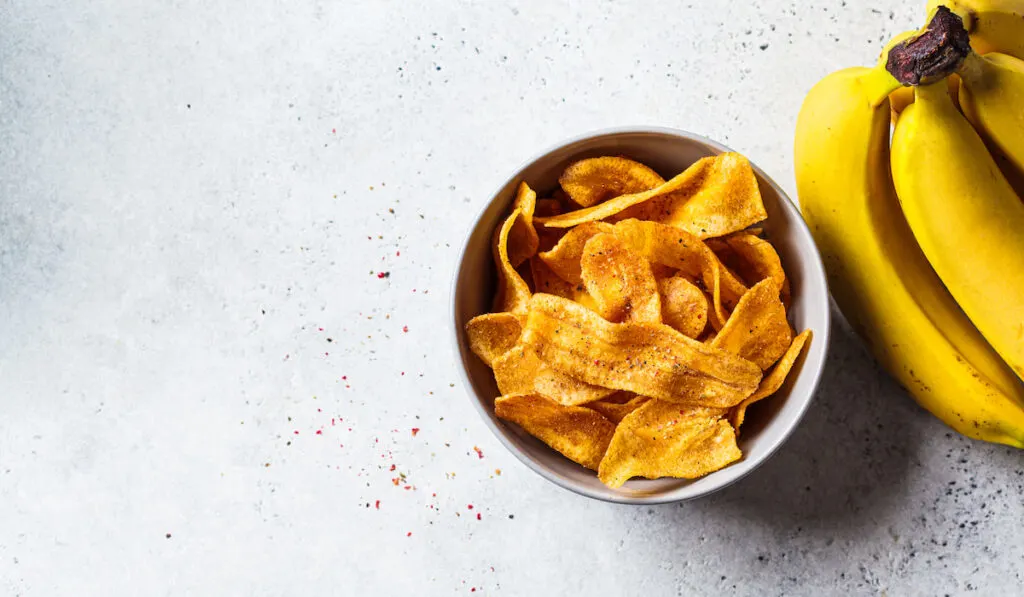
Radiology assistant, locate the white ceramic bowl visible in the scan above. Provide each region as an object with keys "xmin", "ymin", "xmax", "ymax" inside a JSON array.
[{"xmin": 451, "ymin": 127, "xmax": 830, "ymax": 504}]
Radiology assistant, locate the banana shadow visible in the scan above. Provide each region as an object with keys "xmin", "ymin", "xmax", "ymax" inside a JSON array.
[{"xmin": 675, "ymin": 313, "xmax": 925, "ymax": 534}]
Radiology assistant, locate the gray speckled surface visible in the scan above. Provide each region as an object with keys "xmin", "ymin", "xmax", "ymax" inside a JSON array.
[{"xmin": 2, "ymin": 1, "xmax": 1022, "ymax": 595}]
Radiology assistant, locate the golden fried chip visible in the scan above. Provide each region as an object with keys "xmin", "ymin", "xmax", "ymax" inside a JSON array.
[
  {"xmin": 597, "ymin": 400, "xmax": 741, "ymax": 488},
  {"xmin": 465, "ymin": 312, "xmax": 522, "ymax": 367},
  {"xmin": 711, "ymin": 278, "xmax": 793, "ymax": 370},
  {"xmin": 580, "ymin": 233, "xmax": 661, "ymax": 323},
  {"xmin": 729, "ymin": 329, "xmax": 811, "ymax": 430},
  {"xmin": 558, "ymin": 156, "xmax": 665, "ymax": 208},
  {"xmin": 495, "ymin": 393, "xmax": 616, "ymax": 470},
  {"xmin": 610, "ymin": 219, "xmax": 746, "ymax": 328},
  {"xmin": 522, "ymin": 294, "xmax": 761, "ymax": 407},
  {"xmin": 535, "ymin": 198, "xmax": 563, "ymax": 218},
  {"xmin": 530, "ymin": 256, "xmax": 595, "ymax": 309},
  {"xmin": 585, "ymin": 393, "xmax": 651, "ymax": 423},
  {"xmin": 493, "ymin": 345, "xmax": 614, "ymax": 405},
  {"xmin": 537, "ymin": 221, "xmax": 617, "ymax": 285},
  {"xmin": 507, "ymin": 182, "xmax": 539, "ymax": 267},
  {"xmin": 536, "ymin": 153, "xmax": 766, "ymax": 239},
  {"xmin": 492, "ymin": 207, "xmax": 532, "ymax": 317},
  {"xmin": 724, "ymin": 233, "xmax": 786, "ymax": 295},
  {"xmin": 658, "ymin": 276, "xmax": 709, "ymax": 338}
]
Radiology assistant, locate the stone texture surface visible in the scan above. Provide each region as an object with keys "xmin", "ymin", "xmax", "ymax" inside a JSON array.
[{"xmin": 2, "ymin": 1, "xmax": 1021, "ymax": 595}]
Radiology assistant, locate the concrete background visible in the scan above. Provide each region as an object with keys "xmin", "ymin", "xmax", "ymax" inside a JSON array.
[{"xmin": 2, "ymin": 1, "xmax": 1021, "ymax": 595}]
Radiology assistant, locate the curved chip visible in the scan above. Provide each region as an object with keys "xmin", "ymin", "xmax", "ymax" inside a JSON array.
[
  {"xmin": 537, "ymin": 221, "xmax": 617, "ymax": 285},
  {"xmin": 530, "ymin": 257, "xmax": 595, "ymax": 310},
  {"xmin": 658, "ymin": 276, "xmax": 709, "ymax": 338},
  {"xmin": 596, "ymin": 400, "xmax": 741, "ymax": 488},
  {"xmin": 558, "ymin": 156, "xmax": 665, "ymax": 207},
  {"xmin": 507, "ymin": 182, "xmax": 539, "ymax": 267},
  {"xmin": 535, "ymin": 153, "xmax": 766, "ymax": 239},
  {"xmin": 492, "ymin": 207, "xmax": 532, "ymax": 317},
  {"xmin": 495, "ymin": 393, "xmax": 616, "ymax": 471},
  {"xmin": 585, "ymin": 393, "xmax": 651, "ymax": 424},
  {"xmin": 465, "ymin": 312, "xmax": 522, "ymax": 367},
  {"xmin": 723, "ymin": 233, "xmax": 787, "ymax": 296},
  {"xmin": 580, "ymin": 233, "xmax": 661, "ymax": 323},
  {"xmin": 611, "ymin": 219, "xmax": 746, "ymax": 328},
  {"xmin": 730, "ymin": 329, "xmax": 811, "ymax": 431},
  {"xmin": 493, "ymin": 345, "xmax": 614, "ymax": 406},
  {"xmin": 522, "ymin": 294, "xmax": 761, "ymax": 407},
  {"xmin": 711, "ymin": 278, "xmax": 794, "ymax": 370}
]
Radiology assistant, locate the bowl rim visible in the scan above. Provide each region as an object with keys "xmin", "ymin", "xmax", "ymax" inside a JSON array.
[{"xmin": 449, "ymin": 125, "xmax": 831, "ymax": 505}]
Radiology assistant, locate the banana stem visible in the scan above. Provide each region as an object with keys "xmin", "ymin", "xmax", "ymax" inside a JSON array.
[{"xmin": 886, "ymin": 6, "xmax": 972, "ymax": 85}]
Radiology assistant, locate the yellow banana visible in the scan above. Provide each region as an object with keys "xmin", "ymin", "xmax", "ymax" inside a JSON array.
[
  {"xmin": 795, "ymin": 65, "xmax": 1024, "ymax": 446},
  {"xmin": 958, "ymin": 51, "xmax": 1024, "ymax": 181},
  {"xmin": 927, "ymin": 0, "xmax": 1024, "ymax": 59},
  {"xmin": 891, "ymin": 81, "xmax": 1024, "ymax": 384}
]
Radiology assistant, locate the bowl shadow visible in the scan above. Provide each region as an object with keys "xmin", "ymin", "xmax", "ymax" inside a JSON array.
[{"xmin": 658, "ymin": 308, "xmax": 924, "ymax": 533}]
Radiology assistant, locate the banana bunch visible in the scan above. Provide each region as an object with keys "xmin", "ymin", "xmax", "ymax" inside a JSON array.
[{"xmin": 795, "ymin": 1, "xmax": 1024, "ymax": 447}]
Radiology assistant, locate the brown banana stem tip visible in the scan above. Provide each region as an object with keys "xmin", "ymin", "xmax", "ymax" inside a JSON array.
[{"xmin": 885, "ymin": 6, "xmax": 971, "ymax": 86}]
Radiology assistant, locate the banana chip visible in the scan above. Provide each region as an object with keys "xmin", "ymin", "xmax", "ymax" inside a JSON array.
[
  {"xmin": 658, "ymin": 276, "xmax": 709, "ymax": 338},
  {"xmin": 468, "ymin": 153, "xmax": 807, "ymax": 488},
  {"xmin": 495, "ymin": 393, "xmax": 616, "ymax": 471},
  {"xmin": 535, "ymin": 153, "xmax": 766, "ymax": 239},
  {"xmin": 711, "ymin": 278, "xmax": 794, "ymax": 370},
  {"xmin": 507, "ymin": 182, "xmax": 539, "ymax": 267},
  {"xmin": 493, "ymin": 344, "xmax": 614, "ymax": 406},
  {"xmin": 729, "ymin": 329, "xmax": 811, "ymax": 430},
  {"xmin": 585, "ymin": 393, "xmax": 651, "ymax": 423},
  {"xmin": 522, "ymin": 294, "xmax": 761, "ymax": 407},
  {"xmin": 597, "ymin": 400, "xmax": 741, "ymax": 488},
  {"xmin": 492, "ymin": 207, "xmax": 532, "ymax": 317},
  {"xmin": 465, "ymin": 312, "xmax": 522, "ymax": 367},
  {"xmin": 611, "ymin": 219, "xmax": 746, "ymax": 328},
  {"xmin": 537, "ymin": 221, "xmax": 617, "ymax": 285},
  {"xmin": 581, "ymin": 233, "xmax": 661, "ymax": 323},
  {"xmin": 558, "ymin": 156, "xmax": 665, "ymax": 207}
]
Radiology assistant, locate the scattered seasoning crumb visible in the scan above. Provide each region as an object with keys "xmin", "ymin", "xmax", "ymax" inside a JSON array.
[
  {"xmin": 390, "ymin": 464, "xmax": 396, "ymax": 471},
  {"xmin": 315, "ymin": 430, "xmax": 322, "ymax": 435},
  {"xmin": 376, "ymin": 271, "xmax": 390, "ymax": 279},
  {"xmin": 375, "ymin": 500, "xmax": 380, "ymax": 510},
  {"xmin": 293, "ymin": 430, "xmax": 299, "ymax": 435},
  {"xmin": 467, "ymin": 504, "xmax": 474, "ymax": 510},
  {"xmin": 473, "ymin": 446, "xmax": 484, "ymax": 459},
  {"xmin": 476, "ymin": 513, "xmax": 481, "ymax": 520},
  {"xmin": 411, "ymin": 427, "xmax": 420, "ymax": 436},
  {"xmin": 165, "ymin": 533, "xmax": 172, "ymax": 539},
  {"xmin": 406, "ymin": 532, "xmax": 412, "ymax": 537},
  {"xmin": 402, "ymin": 325, "xmax": 409, "ymax": 333},
  {"xmin": 508, "ymin": 514, "xmax": 514, "ymax": 519}
]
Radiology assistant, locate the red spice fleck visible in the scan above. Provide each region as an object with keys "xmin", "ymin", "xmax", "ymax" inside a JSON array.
[
  {"xmin": 318, "ymin": 327, "xmax": 324, "ymax": 331},
  {"xmin": 396, "ymin": 250, "xmax": 401, "ymax": 256},
  {"xmin": 401, "ymin": 372, "xmax": 405, "ymax": 376},
  {"xmin": 392, "ymin": 477, "xmax": 400, "ymax": 486},
  {"xmin": 293, "ymin": 430, "xmax": 299, "ymax": 435},
  {"xmin": 389, "ymin": 464, "xmax": 396, "ymax": 471},
  {"xmin": 476, "ymin": 513, "xmax": 481, "ymax": 520},
  {"xmin": 375, "ymin": 500, "xmax": 380, "ymax": 509},
  {"xmin": 406, "ymin": 532, "xmax": 412, "ymax": 537},
  {"xmin": 332, "ymin": 128, "xmax": 336, "ymax": 134},
  {"xmin": 411, "ymin": 427, "xmax": 420, "ymax": 436},
  {"xmin": 402, "ymin": 325, "xmax": 409, "ymax": 333},
  {"xmin": 432, "ymin": 492, "xmax": 437, "ymax": 497},
  {"xmin": 467, "ymin": 504, "xmax": 474, "ymax": 510},
  {"xmin": 342, "ymin": 375, "xmax": 347, "ymax": 380},
  {"xmin": 593, "ymin": 359, "xmax": 600, "ymax": 365},
  {"xmin": 471, "ymin": 589, "xmax": 476, "ymax": 593},
  {"xmin": 473, "ymin": 446, "xmax": 484, "ymax": 459},
  {"xmin": 315, "ymin": 430, "xmax": 322, "ymax": 435},
  {"xmin": 403, "ymin": 485, "xmax": 411, "ymax": 490}
]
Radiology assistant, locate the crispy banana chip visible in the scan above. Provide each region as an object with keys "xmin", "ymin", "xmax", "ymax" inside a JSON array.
[
  {"xmin": 522, "ymin": 294, "xmax": 761, "ymax": 407},
  {"xmin": 729, "ymin": 329, "xmax": 811, "ymax": 431},
  {"xmin": 492, "ymin": 207, "xmax": 532, "ymax": 317},
  {"xmin": 716, "ymin": 232, "xmax": 790, "ymax": 305},
  {"xmin": 507, "ymin": 182, "xmax": 540, "ymax": 267},
  {"xmin": 537, "ymin": 221, "xmax": 617, "ymax": 285},
  {"xmin": 535, "ymin": 198, "xmax": 564, "ymax": 218},
  {"xmin": 711, "ymin": 278, "xmax": 793, "ymax": 370},
  {"xmin": 493, "ymin": 345, "xmax": 614, "ymax": 406},
  {"xmin": 558, "ymin": 156, "xmax": 665, "ymax": 208},
  {"xmin": 465, "ymin": 312, "xmax": 522, "ymax": 367},
  {"xmin": 535, "ymin": 153, "xmax": 766, "ymax": 239},
  {"xmin": 530, "ymin": 256, "xmax": 595, "ymax": 310},
  {"xmin": 611, "ymin": 219, "xmax": 746, "ymax": 328},
  {"xmin": 658, "ymin": 276, "xmax": 709, "ymax": 338},
  {"xmin": 585, "ymin": 393, "xmax": 651, "ymax": 423},
  {"xmin": 495, "ymin": 393, "xmax": 616, "ymax": 471},
  {"xmin": 597, "ymin": 400, "xmax": 740, "ymax": 488},
  {"xmin": 581, "ymin": 233, "xmax": 661, "ymax": 323}
]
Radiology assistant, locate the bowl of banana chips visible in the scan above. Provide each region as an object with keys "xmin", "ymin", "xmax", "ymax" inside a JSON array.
[{"xmin": 452, "ymin": 127, "xmax": 830, "ymax": 503}]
